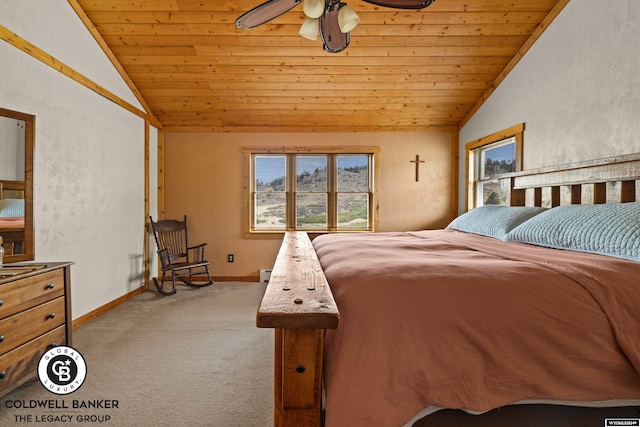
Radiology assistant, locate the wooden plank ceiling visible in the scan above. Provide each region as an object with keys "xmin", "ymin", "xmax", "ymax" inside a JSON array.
[{"xmin": 75, "ymin": 0, "xmax": 565, "ymax": 132}]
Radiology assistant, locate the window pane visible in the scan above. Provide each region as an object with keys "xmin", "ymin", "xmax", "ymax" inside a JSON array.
[
  {"xmin": 338, "ymin": 193, "xmax": 368, "ymax": 229},
  {"xmin": 255, "ymin": 155, "xmax": 286, "ymax": 192},
  {"xmin": 480, "ymin": 141, "xmax": 515, "ymax": 179},
  {"xmin": 480, "ymin": 180, "xmax": 501, "ymax": 205},
  {"xmin": 337, "ymin": 155, "xmax": 369, "ymax": 192},
  {"xmin": 296, "ymin": 156, "xmax": 327, "ymax": 192},
  {"xmin": 255, "ymin": 193, "xmax": 286, "ymax": 229},
  {"xmin": 296, "ymin": 193, "xmax": 327, "ymax": 229}
]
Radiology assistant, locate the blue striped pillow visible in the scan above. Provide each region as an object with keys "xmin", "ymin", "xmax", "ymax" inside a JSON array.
[
  {"xmin": 447, "ymin": 205, "xmax": 547, "ymax": 240},
  {"xmin": 505, "ymin": 202, "xmax": 640, "ymax": 262},
  {"xmin": 0, "ymin": 199, "xmax": 24, "ymax": 217}
]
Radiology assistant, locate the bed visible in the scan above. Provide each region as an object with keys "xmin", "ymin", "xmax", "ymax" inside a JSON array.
[
  {"xmin": 0, "ymin": 180, "xmax": 26, "ymax": 255},
  {"xmin": 257, "ymin": 153, "xmax": 640, "ymax": 427}
]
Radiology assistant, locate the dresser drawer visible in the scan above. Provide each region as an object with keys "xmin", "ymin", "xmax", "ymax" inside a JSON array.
[
  {"xmin": 0, "ymin": 270, "xmax": 65, "ymax": 320},
  {"xmin": 0, "ymin": 326, "xmax": 66, "ymax": 395},
  {"xmin": 0, "ymin": 297, "xmax": 65, "ymax": 355}
]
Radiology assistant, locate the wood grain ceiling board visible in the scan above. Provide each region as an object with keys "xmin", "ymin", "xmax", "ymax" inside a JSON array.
[{"xmin": 75, "ymin": 0, "xmax": 567, "ymax": 132}]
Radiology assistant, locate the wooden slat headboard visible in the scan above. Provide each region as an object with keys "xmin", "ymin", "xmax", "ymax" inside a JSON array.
[
  {"xmin": 0, "ymin": 180, "xmax": 26, "ymax": 200},
  {"xmin": 499, "ymin": 153, "xmax": 640, "ymax": 207}
]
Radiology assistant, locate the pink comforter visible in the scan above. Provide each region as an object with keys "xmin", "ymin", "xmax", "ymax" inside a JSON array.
[
  {"xmin": 0, "ymin": 216, "xmax": 23, "ymax": 229},
  {"xmin": 313, "ymin": 229, "xmax": 640, "ymax": 427}
]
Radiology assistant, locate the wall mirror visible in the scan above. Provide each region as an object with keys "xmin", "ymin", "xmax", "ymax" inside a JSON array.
[{"xmin": 0, "ymin": 107, "xmax": 34, "ymax": 263}]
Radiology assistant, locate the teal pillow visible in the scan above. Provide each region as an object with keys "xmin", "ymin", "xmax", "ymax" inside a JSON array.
[
  {"xmin": 447, "ymin": 205, "xmax": 547, "ymax": 240},
  {"xmin": 505, "ymin": 202, "xmax": 640, "ymax": 262},
  {"xmin": 0, "ymin": 199, "xmax": 24, "ymax": 217}
]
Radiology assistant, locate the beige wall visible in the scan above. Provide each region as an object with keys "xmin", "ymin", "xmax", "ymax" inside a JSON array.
[
  {"xmin": 1, "ymin": 0, "xmax": 151, "ymax": 319},
  {"xmin": 164, "ymin": 131, "xmax": 454, "ymax": 279}
]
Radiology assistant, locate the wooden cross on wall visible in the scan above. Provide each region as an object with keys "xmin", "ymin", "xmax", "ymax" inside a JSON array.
[{"xmin": 410, "ymin": 155, "xmax": 426, "ymax": 182}]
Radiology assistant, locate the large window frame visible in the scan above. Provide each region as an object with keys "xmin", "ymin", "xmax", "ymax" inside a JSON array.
[
  {"xmin": 244, "ymin": 146, "xmax": 380, "ymax": 237},
  {"xmin": 465, "ymin": 123, "xmax": 524, "ymax": 210}
]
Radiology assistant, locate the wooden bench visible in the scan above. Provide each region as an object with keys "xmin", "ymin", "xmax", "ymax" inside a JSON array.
[{"xmin": 257, "ymin": 232, "xmax": 339, "ymax": 427}]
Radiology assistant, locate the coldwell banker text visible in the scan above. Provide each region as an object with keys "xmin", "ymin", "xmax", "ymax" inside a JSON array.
[
  {"xmin": 4, "ymin": 400, "xmax": 118, "ymax": 423},
  {"xmin": 5, "ymin": 399, "xmax": 119, "ymax": 409}
]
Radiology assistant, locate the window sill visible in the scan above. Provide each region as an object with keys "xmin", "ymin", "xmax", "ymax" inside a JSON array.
[{"xmin": 244, "ymin": 228, "xmax": 375, "ymax": 239}]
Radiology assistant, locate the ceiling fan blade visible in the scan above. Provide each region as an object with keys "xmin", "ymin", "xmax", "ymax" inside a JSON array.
[
  {"xmin": 361, "ymin": 0, "xmax": 435, "ymax": 10},
  {"xmin": 236, "ymin": 0, "xmax": 303, "ymax": 29},
  {"xmin": 320, "ymin": 3, "xmax": 350, "ymax": 53}
]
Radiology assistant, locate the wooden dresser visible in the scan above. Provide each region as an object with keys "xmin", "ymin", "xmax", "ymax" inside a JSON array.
[{"xmin": 0, "ymin": 262, "xmax": 72, "ymax": 398}]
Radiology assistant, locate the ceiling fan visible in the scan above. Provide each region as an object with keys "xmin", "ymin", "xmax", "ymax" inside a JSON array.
[{"xmin": 236, "ymin": 0, "xmax": 435, "ymax": 53}]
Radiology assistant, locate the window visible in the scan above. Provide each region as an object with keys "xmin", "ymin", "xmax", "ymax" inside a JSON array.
[
  {"xmin": 465, "ymin": 124, "xmax": 524, "ymax": 209},
  {"xmin": 245, "ymin": 147, "xmax": 379, "ymax": 235}
]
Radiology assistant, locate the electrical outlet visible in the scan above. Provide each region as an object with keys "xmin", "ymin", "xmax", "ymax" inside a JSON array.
[{"xmin": 227, "ymin": 254, "xmax": 234, "ymax": 263}]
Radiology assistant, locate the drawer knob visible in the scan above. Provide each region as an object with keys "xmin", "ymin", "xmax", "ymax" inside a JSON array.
[
  {"xmin": 47, "ymin": 313, "xmax": 56, "ymax": 320},
  {"xmin": 0, "ymin": 299, "xmax": 3, "ymax": 306},
  {"xmin": 0, "ymin": 336, "xmax": 4, "ymax": 343},
  {"xmin": 0, "ymin": 371, "xmax": 5, "ymax": 379},
  {"xmin": 47, "ymin": 343, "xmax": 57, "ymax": 350},
  {"xmin": 47, "ymin": 283, "xmax": 55, "ymax": 290}
]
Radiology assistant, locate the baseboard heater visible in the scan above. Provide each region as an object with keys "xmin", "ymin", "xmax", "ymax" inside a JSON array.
[{"xmin": 260, "ymin": 269, "xmax": 272, "ymax": 284}]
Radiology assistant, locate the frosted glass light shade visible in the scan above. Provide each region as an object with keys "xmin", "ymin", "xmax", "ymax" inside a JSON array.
[
  {"xmin": 338, "ymin": 4, "xmax": 359, "ymax": 33},
  {"xmin": 299, "ymin": 17, "xmax": 319, "ymax": 40},
  {"xmin": 303, "ymin": 0, "xmax": 325, "ymax": 18}
]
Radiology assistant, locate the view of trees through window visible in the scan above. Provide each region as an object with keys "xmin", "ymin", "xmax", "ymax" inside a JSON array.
[
  {"xmin": 479, "ymin": 140, "xmax": 516, "ymax": 206},
  {"xmin": 296, "ymin": 156, "xmax": 328, "ymax": 229},
  {"xmin": 255, "ymin": 155, "xmax": 286, "ymax": 229},
  {"xmin": 254, "ymin": 154, "xmax": 370, "ymax": 230},
  {"xmin": 466, "ymin": 124, "xmax": 523, "ymax": 210}
]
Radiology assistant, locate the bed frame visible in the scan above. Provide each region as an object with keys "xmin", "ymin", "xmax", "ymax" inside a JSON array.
[
  {"xmin": 257, "ymin": 153, "xmax": 640, "ymax": 427},
  {"xmin": 0, "ymin": 180, "xmax": 26, "ymax": 255}
]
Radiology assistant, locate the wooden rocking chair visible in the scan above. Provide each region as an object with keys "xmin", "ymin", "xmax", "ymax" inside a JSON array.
[{"xmin": 149, "ymin": 215, "xmax": 213, "ymax": 296}]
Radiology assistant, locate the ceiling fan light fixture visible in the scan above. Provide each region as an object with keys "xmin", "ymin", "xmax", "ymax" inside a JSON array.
[
  {"xmin": 299, "ymin": 17, "xmax": 319, "ymax": 40},
  {"xmin": 337, "ymin": 4, "xmax": 359, "ymax": 33},
  {"xmin": 237, "ymin": 0, "xmax": 434, "ymax": 53},
  {"xmin": 303, "ymin": 0, "xmax": 324, "ymax": 18},
  {"xmin": 320, "ymin": 1, "xmax": 350, "ymax": 53}
]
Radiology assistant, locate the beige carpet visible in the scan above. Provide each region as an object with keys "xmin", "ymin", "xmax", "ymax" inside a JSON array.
[{"xmin": 0, "ymin": 282, "xmax": 274, "ymax": 427}]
